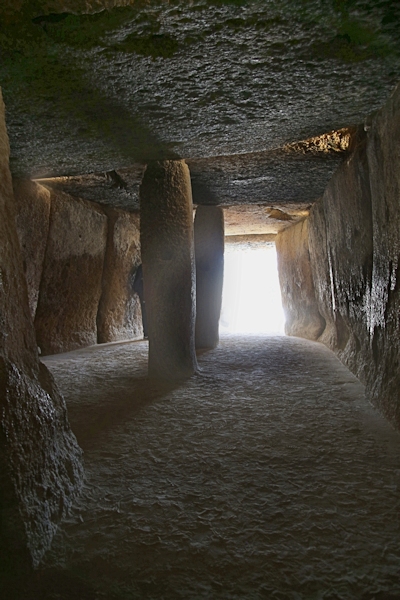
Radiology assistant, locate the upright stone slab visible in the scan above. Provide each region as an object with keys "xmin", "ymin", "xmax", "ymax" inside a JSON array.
[
  {"xmin": 304, "ymin": 85, "xmax": 400, "ymax": 428},
  {"xmin": 97, "ymin": 208, "xmax": 142, "ymax": 343},
  {"xmin": 366, "ymin": 82, "xmax": 400, "ymax": 425},
  {"xmin": 35, "ymin": 191, "xmax": 107, "ymax": 355},
  {"xmin": 307, "ymin": 199, "xmax": 338, "ymax": 350},
  {"xmin": 0, "ymin": 90, "xmax": 83, "ymax": 579},
  {"xmin": 140, "ymin": 160, "xmax": 198, "ymax": 379},
  {"xmin": 319, "ymin": 133, "xmax": 373, "ymax": 380},
  {"xmin": 194, "ymin": 205, "xmax": 224, "ymax": 349},
  {"xmin": 276, "ymin": 219, "xmax": 325, "ymax": 341},
  {"xmin": 13, "ymin": 179, "xmax": 51, "ymax": 320}
]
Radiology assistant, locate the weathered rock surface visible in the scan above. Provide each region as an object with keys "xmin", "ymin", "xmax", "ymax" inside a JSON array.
[
  {"xmin": 0, "ymin": 89, "xmax": 83, "ymax": 579},
  {"xmin": 366, "ymin": 83, "xmax": 400, "ymax": 426},
  {"xmin": 97, "ymin": 208, "xmax": 142, "ymax": 343},
  {"xmin": 38, "ymin": 335, "xmax": 400, "ymax": 599},
  {"xmin": 194, "ymin": 205, "xmax": 224, "ymax": 349},
  {"xmin": 311, "ymin": 132, "xmax": 373, "ymax": 380},
  {"xmin": 35, "ymin": 190, "xmax": 107, "ymax": 355},
  {"xmin": 306, "ymin": 199, "xmax": 337, "ymax": 350},
  {"xmin": 188, "ymin": 150, "xmax": 347, "ymax": 208},
  {"xmin": 33, "ymin": 0, "xmax": 135, "ymax": 15},
  {"xmin": 225, "ymin": 234, "xmax": 276, "ymax": 249},
  {"xmin": 223, "ymin": 204, "xmax": 309, "ymax": 236},
  {"xmin": 309, "ymin": 86, "xmax": 400, "ymax": 426},
  {"xmin": 2, "ymin": 0, "xmax": 136, "ymax": 20},
  {"xmin": 1, "ymin": 2, "xmax": 399, "ymax": 178},
  {"xmin": 36, "ymin": 146, "xmax": 344, "ymax": 214},
  {"xmin": 140, "ymin": 160, "xmax": 197, "ymax": 379},
  {"xmin": 12, "ymin": 179, "xmax": 51, "ymax": 319},
  {"xmin": 276, "ymin": 219, "xmax": 325, "ymax": 341},
  {"xmin": 36, "ymin": 165, "xmax": 146, "ymax": 213},
  {"xmin": 285, "ymin": 137, "xmax": 374, "ymax": 359},
  {"xmin": 282, "ymin": 83, "xmax": 400, "ymax": 428}
]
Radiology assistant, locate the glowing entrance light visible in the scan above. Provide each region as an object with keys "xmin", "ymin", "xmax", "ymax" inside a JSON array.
[{"xmin": 219, "ymin": 244, "xmax": 285, "ymax": 335}]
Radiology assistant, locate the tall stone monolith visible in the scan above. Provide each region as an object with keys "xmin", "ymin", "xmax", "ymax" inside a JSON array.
[
  {"xmin": 139, "ymin": 160, "xmax": 198, "ymax": 379},
  {"xmin": 194, "ymin": 205, "xmax": 224, "ymax": 349}
]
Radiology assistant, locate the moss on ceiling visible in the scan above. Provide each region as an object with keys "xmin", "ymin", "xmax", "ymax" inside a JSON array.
[
  {"xmin": 1, "ymin": 0, "xmax": 399, "ymax": 54},
  {"xmin": 0, "ymin": 0, "xmax": 399, "ymax": 176}
]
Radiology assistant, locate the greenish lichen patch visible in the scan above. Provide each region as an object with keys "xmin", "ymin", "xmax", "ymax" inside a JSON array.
[
  {"xmin": 1, "ymin": 0, "xmax": 399, "ymax": 177},
  {"xmin": 311, "ymin": 20, "xmax": 394, "ymax": 62},
  {"xmin": 115, "ymin": 32, "xmax": 179, "ymax": 58},
  {"xmin": 32, "ymin": 7, "xmax": 137, "ymax": 48},
  {"xmin": 1, "ymin": 0, "xmax": 399, "ymax": 61}
]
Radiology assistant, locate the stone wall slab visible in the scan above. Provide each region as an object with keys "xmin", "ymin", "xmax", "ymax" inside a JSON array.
[
  {"xmin": 276, "ymin": 219, "xmax": 325, "ymax": 341},
  {"xmin": 13, "ymin": 179, "xmax": 51, "ymax": 320},
  {"xmin": 35, "ymin": 190, "xmax": 107, "ymax": 355},
  {"xmin": 366, "ymin": 83, "xmax": 400, "ymax": 424},
  {"xmin": 0, "ymin": 89, "xmax": 83, "ymax": 577},
  {"xmin": 97, "ymin": 208, "xmax": 142, "ymax": 343},
  {"xmin": 286, "ymin": 83, "xmax": 400, "ymax": 428},
  {"xmin": 308, "ymin": 133, "xmax": 374, "ymax": 381}
]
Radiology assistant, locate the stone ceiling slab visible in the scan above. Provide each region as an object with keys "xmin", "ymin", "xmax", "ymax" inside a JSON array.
[
  {"xmin": 1, "ymin": 0, "xmax": 399, "ymax": 179},
  {"xmin": 1, "ymin": 1, "xmax": 139, "ymax": 20},
  {"xmin": 188, "ymin": 148, "xmax": 346, "ymax": 206},
  {"xmin": 35, "ymin": 142, "xmax": 346, "ymax": 211},
  {"xmin": 36, "ymin": 165, "xmax": 146, "ymax": 212},
  {"xmin": 223, "ymin": 205, "xmax": 309, "ymax": 236}
]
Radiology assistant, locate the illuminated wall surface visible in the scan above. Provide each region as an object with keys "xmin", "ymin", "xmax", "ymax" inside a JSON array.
[{"xmin": 220, "ymin": 246, "xmax": 285, "ymax": 335}]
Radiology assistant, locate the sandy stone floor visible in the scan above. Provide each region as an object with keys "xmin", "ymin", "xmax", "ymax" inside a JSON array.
[{"xmin": 34, "ymin": 335, "xmax": 400, "ymax": 599}]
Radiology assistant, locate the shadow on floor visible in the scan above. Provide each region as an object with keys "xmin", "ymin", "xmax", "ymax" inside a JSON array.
[
  {"xmin": 6, "ymin": 566, "xmax": 400, "ymax": 600},
  {"xmin": 67, "ymin": 377, "xmax": 186, "ymax": 452},
  {"xmin": 2, "ymin": 566, "xmax": 114, "ymax": 600}
]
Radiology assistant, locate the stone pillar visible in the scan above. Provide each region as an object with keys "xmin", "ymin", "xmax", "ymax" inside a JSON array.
[
  {"xmin": 194, "ymin": 205, "xmax": 224, "ymax": 349},
  {"xmin": 139, "ymin": 160, "xmax": 198, "ymax": 379}
]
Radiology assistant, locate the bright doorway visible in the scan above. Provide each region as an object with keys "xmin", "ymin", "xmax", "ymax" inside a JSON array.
[{"xmin": 219, "ymin": 244, "xmax": 285, "ymax": 335}]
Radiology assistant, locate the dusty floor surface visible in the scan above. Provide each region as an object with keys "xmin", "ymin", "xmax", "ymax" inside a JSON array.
[{"xmin": 23, "ymin": 335, "xmax": 400, "ymax": 599}]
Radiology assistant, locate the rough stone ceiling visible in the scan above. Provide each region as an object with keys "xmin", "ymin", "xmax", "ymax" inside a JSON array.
[
  {"xmin": 36, "ymin": 136, "xmax": 350, "ymax": 211},
  {"xmin": 1, "ymin": 0, "xmax": 400, "ymax": 211},
  {"xmin": 223, "ymin": 205, "xmax": 310, "ymax": 236}
]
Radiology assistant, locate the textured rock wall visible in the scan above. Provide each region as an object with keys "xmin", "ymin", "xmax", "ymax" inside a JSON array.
[
  {"xmin": 13, "ymin": 180, "xmax": 51, "ymax": 320},
  {"xmin": 2, "ymin": 0, "xmax": 136, "ymax": 19},
  {"xmin": 276, "ymin": 219, "xmax": 325, "ymax": 341},
  {"xmin": 306, "ymin": 200, "xmax": 336, "ymax": 349},
  {"xmin": 14, "ymin": 184, "xmax": 143, "ymax": 354},
  {"xmin": 280, "ymin": 83, "xmax": 400, "ymax": 428},
  {"xmin": 97, "ymin": 208, "xmax": 142, "ymax": 343},
  {"xmin": 35, "ymin": 190, "xmax": 107, "ymax": 355},
  {"xmin": 0, "ymin": 90, "xmax": 83, "ymax": 576},
  {"xmin": 140, "ymin": 160, "xmax": 198, "ymax": 379},
  {"xmin": 309, "ymin": 133, "xmax": 373, "ymax": 381},
  {"xmin": 366, "ymin": 84, "xmax": 400, "ymax": 425},
  {"xmin": 194, "ymin": 205, "xmax": 224, "ymax": 350}
]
